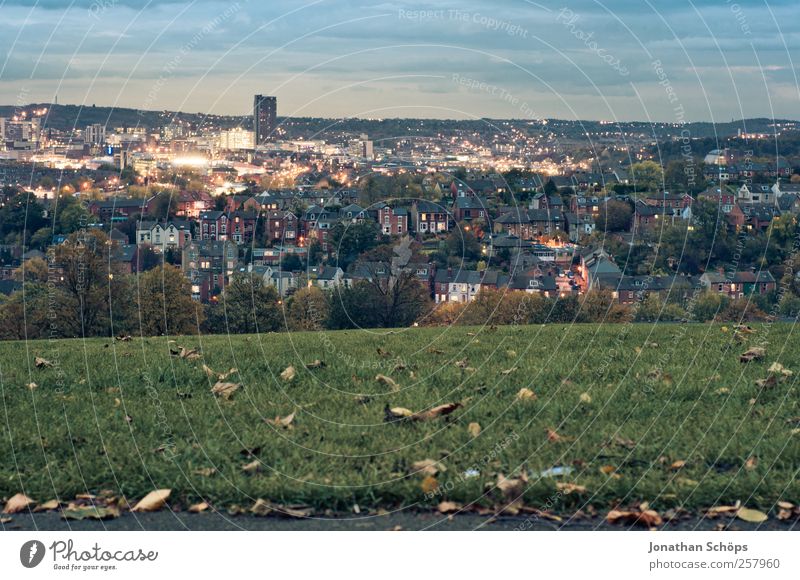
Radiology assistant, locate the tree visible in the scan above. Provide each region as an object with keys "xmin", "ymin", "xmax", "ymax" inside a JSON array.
[
  {"xmin": 328, "ymin": 269, "xmax": 432, "ymax": 329},
  {"xmin": 204, "ymin": 274, "xmax": 281, "ymax": 335},
  {"xmin": 596, "ymin": 200, "xmax": 633, "ymax": 232},
  {"xmin": 330, "ymin": 220, "xmax": 381, "ymax": 269},
  {"xmin": 630, "ymin": 161, "xmax": 664, "ymax": 193},
  {"xmin": 445, "ymin": 227, "xmax": 482, "ymax": 261},
  {"xmin": 137, "ymin": 264, "xmax": 202, "ymax": 336},
  {"xmin": 285, "ymin": 286, "xmax": 330, "ymax": 331}
]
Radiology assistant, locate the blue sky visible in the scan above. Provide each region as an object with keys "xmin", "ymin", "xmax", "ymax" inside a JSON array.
[{"xmin": 0, "ymin": 0, "xmax": 798, "ymax": 121}]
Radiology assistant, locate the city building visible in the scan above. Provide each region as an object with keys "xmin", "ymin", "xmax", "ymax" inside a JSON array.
[{"xmin": 254, "ymin": 95, "xmax": 277, "ymax": 146}]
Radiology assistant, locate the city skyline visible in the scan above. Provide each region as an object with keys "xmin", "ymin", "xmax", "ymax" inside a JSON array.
[{"xmin": 0, "ymin": 1, "xmax": 797, "ymax": 122}]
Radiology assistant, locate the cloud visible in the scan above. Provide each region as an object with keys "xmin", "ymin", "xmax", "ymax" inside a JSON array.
[{"xmin": 0, "ymin": 0, "xmax": 798, "ymax": 120}]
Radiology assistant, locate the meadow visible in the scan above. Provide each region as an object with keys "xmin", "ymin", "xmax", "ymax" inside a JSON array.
[{"xmin": 1, "ymin": 323, "xmax": 797, "ymax": 517}]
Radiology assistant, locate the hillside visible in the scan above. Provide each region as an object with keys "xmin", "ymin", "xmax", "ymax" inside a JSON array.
[{"xmin": 1, "ymin": 324, "xmax": 797, "ymax": 519}]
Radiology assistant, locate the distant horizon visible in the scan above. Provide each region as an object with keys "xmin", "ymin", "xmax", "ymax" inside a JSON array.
[{"xmin": 4, "ymin": 102, "xmax": 800, "ymax": 127}]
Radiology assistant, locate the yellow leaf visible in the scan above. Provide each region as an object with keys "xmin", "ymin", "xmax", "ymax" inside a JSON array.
[
  {"xmin": 516, "ymin": 388, "xmax": 536, "ymax": 401},
  {"xmin": 736, "ymin": 507, "xmax": 768, "ymax": 523},
  {"xmin": 375, "ymin": 374, "xmax": 400, "ymax": 392},
  {"xmin": 579, "ymin": 392, "xmax": 592, "ymax": 404},
  {"xmin": 211, "ymin": 381, "xmax": 240, "ymax": 400},
  {"xmin": 242, "ymin": 460, "xmax": 262, "ymax": 474},
  {"xmin": 556, "ymin": 482, "xmax": 587, "ymax": 494},
  {"xmin": 411, "ymin": 459, "xmax": 445, "ymax": 476},
  {"xmin": 670, "ymin": 460, "xmax": 686, "ymax": 471},
  {"xmin": 266, "ymin": 412, "xmax": 295, "ymax": 429},
  {"xmin": 420, "ymin": 475, "xmax": 439, "ymax": 494},
  {"xmin": 280, "ymin": 366, "xmax": 296, "ymax": 381},
  {"xmin": 438, "ymin": 501, "xmax": 462, "ymax": 514},
  {"xmin": 3, "ymin": 493, "xmax": 35, "ymax": 514},
  {"xmin": 131, "ymin": 489, "xmax": 171, "ymax": 512},
  {"xmin": 188, "ymin": 502, "xmax": 209, "ymax": 513},
  {"xmin": 468, "ymin": 422, "xmax": 482, "ymax": 437}
]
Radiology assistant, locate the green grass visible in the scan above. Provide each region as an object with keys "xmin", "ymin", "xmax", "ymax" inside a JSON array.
[{"xmin": 1, "ymin": 323, "xmax": 798, "ymax": 514}]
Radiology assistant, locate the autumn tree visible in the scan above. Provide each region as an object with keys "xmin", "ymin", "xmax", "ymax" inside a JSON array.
[
  {"xmin": 137, "ymin": 264, "xmax": 202, "ymax": 336},
  {"xmin": 285, "ymin": 286, "xmax": 330, "ymax": 331},
  {"xmin": 204, "ymin": 274, "xmax": 281, "ymax": 335}
]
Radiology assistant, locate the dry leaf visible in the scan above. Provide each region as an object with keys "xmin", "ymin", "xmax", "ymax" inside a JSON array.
[
  {"xmin": 607, "ymin": 508, "xmax": 663, "ymax": 528},
  {"xmin": 455, "ymin": 358, "xmax": 469, "ymax": 368},
  {"xmin": 375, "ymin": 374, "xmax": 400, "ymax": 392},
  {"xmin": 468, "ymin": 422, "xmax": 481, "ymax": 437},
  {"xmin": 412, "ymin": 459, "xmax": 445, "ymax": 476},
  {"xmin": 420, "ymin": 475, "xmax": 439, "ymax": 494},
  {"xmin": 670, "ymin": 460, "xmax": 686, "ymax": 471},
  {"xmin": 3, "ymin": 493, "xmax": 34, "ymax": 514},
  {"xmin": 705, "ymin": 501, "xmax": 741, "ymax": 517},
  {"xmin": 376, "ymin": 348, "xmax": 392, "ymax": 358},
  {"xmin": 131, "ymin": 489, "xmax": 171, "ymax": 512},
  {"xmin": 202, "ymin": 364, "xmax": 216, "ymax": 377},
  {"xmin": 188, "ymin": 502, "xmax": 209, "ymax": 513},
  {"xmin": 516, "ymin": 388, "xmax": 536, "ymax": 401},
  {"xmin": 546, "ymin": 429, "xmax": 562, "ymax": 442},
  {"xmin": 438, "ymin": 501, "xmax": 462, "ymax": 514},
  {"xmin": 600, "ymin": 465, "xmax": 617, "ymax": 476},
  {"xmin": 62, "ymin": 506, "xmax": 120, "ymax": 521},
  {"xmin": 306, "ymin": 360, "xmax": 326, "ymax": 369},
  {"xmin": 737, "ymin": 507, "xmax": 768, "ymax": 523},
  {"xmin": 34, "ymin": 499, "xmax": 60, "ymax": 512},
  {"xmin": 385, "ymin": 406, "xmax": 414, "ymax": 421},
  {"xmin": 501, "ymin": 367, "xmax": 518, "ymax": 375},
  {"xmin": 26, "ymin": 382, "xmax": 37, "ymax": 391},
  {"xmin": 193, "ymin": 467, "xmax": 217, "ymax": 477},
  {"xmin": 740, "ymin": 347, "xmax": 765, "ymax": 363},
  {"xmin": 266, "ymin": 412, "xmax": 295, "ymax": 429},
  {"xmin": 579, "ymin": 392, "xmax": 592, "ymax": 404},
  {"xmin": 34, "ymin": 357, "xmax": 52, "ymax": 368},
  {"xmin": 242, "ymin": 459, "xmax": 262, "ymax": 474},
  {"xmin": 744, "ymin": 456, "xmax": 758, "ymax": 471},
  {"xmin": 556, "ymin": 482, "xmax": 587, "ymax": 494},
  {"xmin": 211, "ymin": 381, "xmax": 240, "ymax": 400},
  {"xmin": 413, "ymin": 402, "xmax": 461, "ymax": 421},
  {"xmin": 280, "ymin": 366, "xmax": 296, "ymax": 381}
]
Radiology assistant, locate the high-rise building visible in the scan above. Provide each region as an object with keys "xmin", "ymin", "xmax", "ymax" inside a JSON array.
[
  {"xmin": 253, "ymin": 95, "xmax": 277, "ymax": 146},
  {"xmin": 218, "ymin": 128, "xmax": 255, "ymax": 150},
  {"xmin": 85, "ymin": 123, "xmax": 106, "ymax": 146}
]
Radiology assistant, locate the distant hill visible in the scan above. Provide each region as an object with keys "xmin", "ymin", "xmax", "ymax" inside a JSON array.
[{"xmin": 0, "ymin": 102, "xmax": 797, "ymax": 141}]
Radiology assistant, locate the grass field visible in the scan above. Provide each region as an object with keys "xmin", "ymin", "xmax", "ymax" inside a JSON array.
[{"xmin": 1, "ymin": 323, "xmax": 798, "ymax": 517}]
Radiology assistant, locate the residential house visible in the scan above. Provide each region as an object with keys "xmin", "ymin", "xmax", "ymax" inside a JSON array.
[
  {"xmin": 308, "ymin": 265, "xmax": 344, "ymax": 289},
  {"xmin": 411, "ymin": 201, "xmax": 450, "ymax": 234},
  {"xmin": 453, "ymin": 196, "xmax": 488, "ymax": 224},
  {"xmin": 433, "ymin": 269, "xmax": 484, "ymax": 303},
  {"xmin": 175, "ymin": 191, "xmax": 214, "ymax": 219},
  {"xmin": 182, "ymin": 240, "xmax": 238, "ymax": 299},
  {"xmin": 264, "ymin": 210, "xmax": 298, "ymax": 243},
  {"xmin": 700, "ymin": 270, "xmax": 777, "ymax": 299},
  {"xmin": 135, "ymin": 220, "xmax": 192, "ymax": 251},
  {"xmin": 376, "ymin": 204, "xmax": 408, "ymax": 236}
]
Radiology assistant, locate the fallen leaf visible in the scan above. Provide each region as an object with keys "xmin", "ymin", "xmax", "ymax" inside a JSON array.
[
  {"xmin": 500, "ymin": 367, "xmax": 518, "ymax": 375},
  {"xmin": 516, "ymin": 388, "xmax": 536, "ymax": 401},
  {"xmin": 280, "ymin": 366, "xmax": 296, "ymax": 381},
  {"xmin": 34, "ymin": 500, "xmax": 60, "ymax": 512},
  {"xmin": 3, "ymin": 493, "xmax": 34, "ymax": 514},
  {"xmin": 607, "ymin": 508, "xmax": 663, "ymax": 528},
  {"xmin": 768, "ymin": 362, "xmax": 793, "ymax": 378},
  {"xmin": 705, "ymin": 501, "xmax": 741, "ymax": 517},
  {"xmin": 740, "ymin": 347, "xmax": 765, "ymax": 363},
  {"xmin": 384, "ymin": 406, "xmax": 414, "ymax": 422},
  {"xmin": 468, "ymin": 422, "xmax": 481, "ymax": 437},
  {"xmin": 375, "ymin": 374, "xmax": 400, "ymax": 392},
  {"xmin": 670, "ymin": 460, "xmax": 686, "ymax": 471},
  {"xmin": 242, "ymin": 460, "xmax": 262, "ymax": 474},
  {"xmin": 411, "ymin": 459, "xmax": 445, "ymax": 476},
  {"xmin": 188, "ymin": 502, "xmax": 209, "ymax": 513},
  {"xmin": 421, "ymin": 476, "xmax": 438, "ymax": 494},
  {"xmin": 34, "ymin": 357, "xmax": 52, "ymax": 368},
  {"xmin": 744, "ymin": 456, "xmax": 758, "ymax": 471},
  {"xmin": 131, "ymin": 489, "xmax": 171, "ymax": 512},
  {"xmin": 579, "ymin": 392, "xmax": 592, "ymax": 404},
  {"xmin": 376, "ymin": 348, "xmax": 392, "ymax": 358},
  {"xmin": 600, "ymin": 465, "xmax": 617, "ymax": 476},
  {"xmin": 556, "ymin": 482, "xmax": 587, "ymax": 494},
  {"xmin": 26, "ymin": 382, "xmax": 37, "ymax": 391},
  {"xmin": 506, "ymin": 350, "xmax": 517, "ymax": 358},
  {"xmin": 736, "ymin": 507, "xmax": 768, "ymax": 523},
  {"xmin": 202, "ymin": 364, "xmax": 216, "ymax": 377},
  {"xmin": 455, "ymin": 358, "xmax": 469, "ymax": 368},
  {"xmin": 438, "ymin": 501, "xmax": 462, "ymax": 514},
  {"xmin": 266, "ymin": 412, "xmax": 296, "ymax": 429},
  {"xmin": 193, "ymin": 467, "xmax": 217, "ymax": 477},
  {"xmin": 546, "ymin": 429, "xmax": 562, "ymax": 442},
  {"xmin": 250, "ymin": 499, "xmax": 274, "ymax": 516},
  {"xmin": 211, "ymin": 381, "xmax": 240, "ymax": 400},
  {"xmin": 0, "ymin": 517, "xmax": 11, "ymax": 524},
  {"xmin": 62, "ymin": 506, "xmax": 120, "ymax": 521},
  {"xmin": 413, "ymin": 402, "xmax": 462, "ymax": 421},
  {"xmin": 306, "ymin": 360, "xmax": 326, "ymax": 369}
]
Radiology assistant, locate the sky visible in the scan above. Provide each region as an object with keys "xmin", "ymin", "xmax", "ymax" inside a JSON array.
[{"xmin": 0, "ymin": 0, "xmax": 798, "ymax": 122}]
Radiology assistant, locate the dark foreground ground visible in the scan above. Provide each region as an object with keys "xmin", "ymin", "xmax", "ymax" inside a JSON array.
[{"xmin": 2, "ymin": 511, "xmax": 798, "ymax": 531}]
